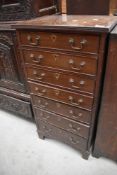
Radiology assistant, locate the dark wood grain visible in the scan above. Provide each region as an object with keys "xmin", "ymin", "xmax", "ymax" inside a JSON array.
[
  {"xmin": 25, "ymin": 65, "xmax": 96, "ymax": 94},
  {"xmin": 18, "ymin": 31, "xmax": 100, "ymax": 54},
  {"xmin": 14, "ymin": 15, "xmax": 117, "ymax": 33},
  {"xmin": 67, "ymin": 0, "xmax": 109, "ymax": 15},
  {"xmin": 0, "ymin": 0, "xmax": 58, "ymax": 21},
  {"xmin": 22, "ymin": 49, "xmax": 98, "ymax": 76},
  {"xmin": 0, "ymin": 29, "xmax": 26, "ymax": 92},
  {"xmin": 31, "ymin": 95, "xmax": 92, "ymax": 124},
  {"xmin": 37, "ymin": 119, "xmax": 88, "ymax": 152},
  {"xmin": 110, "ymin": 0, "xmax": 117, "ymax": 15},
  {"xmin": 93, "ymin": 26, "xmax": 117, "ymax": 161},
  {"xmin": 0, "ymin": 93, "xmax": 32, "ymax": 118},
  {"xmin": 66, "ymin": 0, "xmax": 117, "ymax": 15},
  {"xmin": 57, "ymin": 0, "xmax": 117, "ymax": 15},
  {"xmin": 28, "ymin": 81, "xmax": 93, "ymax": 110},
  {"xmin": 0, "ymin": 0, "xmax": 58, "ymax": 118},
  {"xmin": 34, "ymin": 107, "xmax": 90, "ymax": 139},
  {"xmin": 15, "ymin": 15, "xmax": 117, "ymax": 159},
  {"xmin": 0, "ymin": 24, "xmax": 33, "ymax": 118}
]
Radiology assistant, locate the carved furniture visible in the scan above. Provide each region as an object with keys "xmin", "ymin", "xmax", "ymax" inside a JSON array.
[
  {"xmin": 66, "ymin": 0, "xmax": 117, "ymax": 15},
  {"xmin": 0, "ymin": 1, "xmax": 58, "ymax": 118},
  {"xmin": 93, "ymin": 25, "xmax": 117, "ymax": 161},
  {"xmin": 0, "ymin": 22, "xmax": 33, "ymax": 118},
  {"xmin": 14, "ymin": 15, "xmax": 117, "ymax": 159},
  {"xmin": 0, "ymin": 0, "xmax": 58, "ymax": 21}
]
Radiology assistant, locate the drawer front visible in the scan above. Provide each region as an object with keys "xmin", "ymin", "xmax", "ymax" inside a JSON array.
[
  {"xmin": 32, "ymin": 95, "xmax": 92, "ymax": 124},
  {"xmin": 19, "ymin": 31, "xmax": 99, "ymax": 53},
  {"xmin": 34, "ymin": 107, "xmax": 90, "ymax": 139},
  {"xmin": 29, "ymin": 82, "xmax": 93, "ymax": 110},
  {"xmin": 26, "ymin": 66, "xmax": 95, "ymax": 94},
  {"xmin": 0, "ymin": 94, "xmax": 33, "ymax": 118},
  {"xmin": 37, "ymin": 120, "xmax": 88, "ymax": 151},
  {"xmin": 23, "ymin": 49, "xmax": 97, "ymax": 76}
]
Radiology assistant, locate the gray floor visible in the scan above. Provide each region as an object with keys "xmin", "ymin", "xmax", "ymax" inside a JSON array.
[{"xmin": 0, "ymin": 110, "xmax": 117, "ymax": 175}]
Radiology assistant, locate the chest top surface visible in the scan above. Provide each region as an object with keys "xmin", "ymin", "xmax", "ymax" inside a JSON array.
[
  {"xmin": 14, "ymin": 15, "xmax": 117, "ymax": 33},
  {"xmin": 0, "ymin": 21, "xmax": 17, "ymax": 31},
  {"xmin": 111, "ymin": 25, "xmax": 117, "ymax": 36}
]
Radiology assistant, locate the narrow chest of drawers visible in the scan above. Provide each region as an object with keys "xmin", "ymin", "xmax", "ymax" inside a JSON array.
[{"xmin": 14, "ymin": 15, "xmax": 117, "ymax": 159}]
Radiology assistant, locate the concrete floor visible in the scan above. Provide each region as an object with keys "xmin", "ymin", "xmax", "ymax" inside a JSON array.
[{"xmin": 0, "ymin": 110, "xmax": 117, "ymax": 175}]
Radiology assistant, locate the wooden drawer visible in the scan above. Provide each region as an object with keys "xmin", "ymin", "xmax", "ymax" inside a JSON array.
[
  {"xmin": 34, "ymin": 107, "xmax": 90, "ymax": 139},
  {"xmin": 23, "ymin": 49, "xmax": 97, "ymax": 76},
  {"xmin": 28, "ymin": 82, "xmax": 93, "ymax": 110},
  {"xmin": 0, "ymin": 94, "xmax": 33, "ymax": 118},
  {"xmin": 32, "ymin": 95, "xmax": 92, "ymax": 124},
  {"xmin": 26, "ymin": 66, "xmax": 95, "ymax": 94},
  {"xmin": 37, "ymin": 120, "xmax": 88, "ymax": 151},
  {"xmin": 19, "ymin": 31, "xmax": 100, "ymax": 54}
]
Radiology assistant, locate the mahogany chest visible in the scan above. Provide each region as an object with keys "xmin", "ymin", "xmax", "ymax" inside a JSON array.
[
  {"xmin": 14, "ymin": 15, "xmax": 117, "ymax": 159},
  {"xmin": 93, "ymin": 25, "xmax": 117, "ymax": 161}
]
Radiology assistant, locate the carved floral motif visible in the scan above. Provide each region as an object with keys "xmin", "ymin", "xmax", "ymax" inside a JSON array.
[
  {"xmin": 0, "ymin": 94, "xmax": 32, "ymax": 118},
  {"xmin": 0, "ymin": 0, "xmax": 33, "ymax": 21},
  {"xmin": 0, "ymin": 33, "xmax": 19, "ymax": 82}
]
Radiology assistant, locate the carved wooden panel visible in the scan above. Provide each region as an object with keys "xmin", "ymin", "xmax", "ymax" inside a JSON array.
[
  {"xmin": 0, "ymin": 0, "xmax": 57, "ymax": 21},
  {"xmin": 0, "ymin": 0, "xmax": 26, "ymax": 13},
  {"xmin": 0, "ymin": 0, "xmax": 28, "ymax": 21},
  {"xmin": 0, "ymin": 31, "xmax": 26, "ymax": 92},
  {"xmin": 0, "ymin": 94, "xmax": 33, "ymax": 118}
]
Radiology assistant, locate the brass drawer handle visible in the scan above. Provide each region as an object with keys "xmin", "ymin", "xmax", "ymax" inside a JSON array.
[
  {"xmin": 69, "ymin": 110, "xmax": 83, "ymax": 118},
  {"xmin": 34, "ymin": 87, "xmax": 46, "ymax": 96},
  {"xmin": 33, "ymin": 71, "xmax": 45, "ymax": 80},
  {"xmin": 27, "ymin": 35, "xmax": 40, "ymax": 46},
  {"xmin": 69, "ymin": 78, "xmax": 85, "ymax": 89},
  {"xmin": 69, "ymin": 38, "xmax": 87, "ymax": 50},
  {"xmin": 42, "ymin": 126, "xmax": 52, "ymax": 132},
  {"xmin": 67, "ymin": 124, "xmax": 81, "ymax": 132},
  {"xmin": 72, "ymin": 80, "xmax": 85, "ymax": 89},
  {"xmin": 30, "ymin": 54, "xmax": 44, "ymax": 63},
  {"xmin": 38, "ymin": 100, "xmax": 48, "ymax": 108},
  {"xmin": 43, "ymin": 116, "xmax": 50, "ymax": 121},
  {"xmin": 69, "ymin": 123, "xmax": 81, "ymax": 132},
  {"xmin": 69, "ymin": 59, "xmax": 86, "ymax": 71},
  {"xmin": 71, "ymin": 61, "xmax": 86, "ymax": 71},
  {"xmin": 69, "ymin": 137, "xmax": 79, "ymax": 144},
  {"xmin": 69, "ymin": 96, "xmax": 83, "ymax": 106}
]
